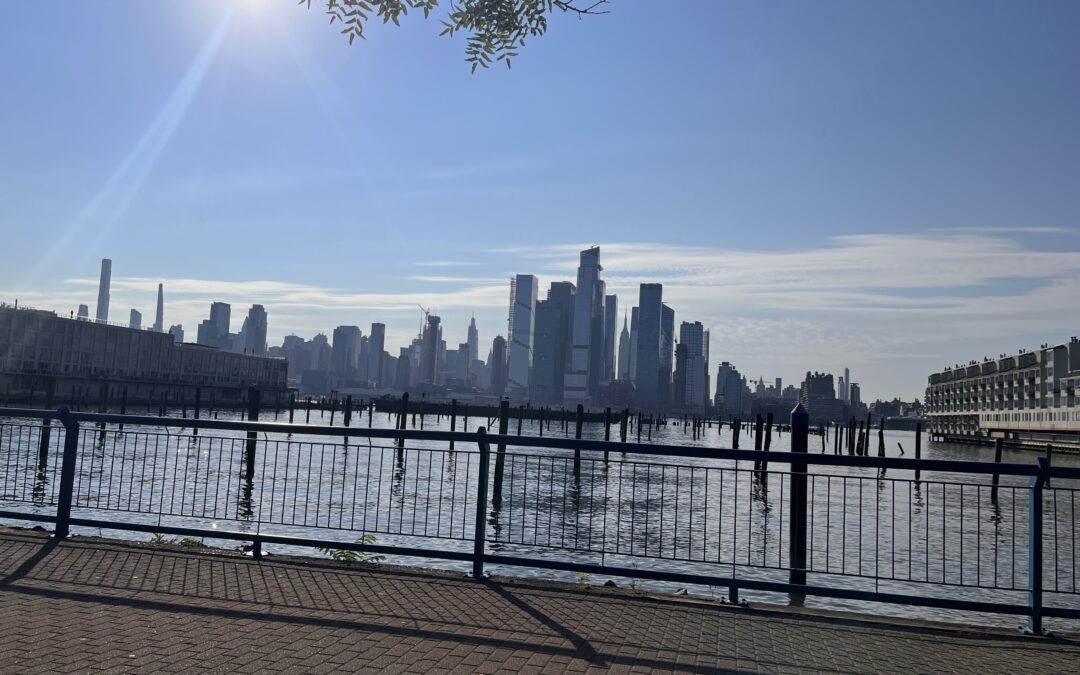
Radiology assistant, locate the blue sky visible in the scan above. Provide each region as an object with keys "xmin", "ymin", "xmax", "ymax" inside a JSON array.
[{"xmin": 1, "ymin": 0, "xmax": 1078, "ymax": 401}]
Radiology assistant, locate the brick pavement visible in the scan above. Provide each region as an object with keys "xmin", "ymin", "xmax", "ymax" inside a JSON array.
[{"xmin": 0, "ymin": 528, "xmax": 1077, "ymax": 673}]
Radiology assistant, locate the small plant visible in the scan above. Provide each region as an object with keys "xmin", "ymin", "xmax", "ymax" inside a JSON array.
[
  {"xmin": 319, "ymin": 534, "xmax": 386, "ymax": 564},
  {"xmin": 149, "ymin": 533, "xmax": 208, "ymax": 549},
  {"xmin": 629, "ymin": 579, "xmax": 638, "ymax": 591},
  {"xmin": 576, "ymin": 572, "xmax": 592, "ymax": 588}
]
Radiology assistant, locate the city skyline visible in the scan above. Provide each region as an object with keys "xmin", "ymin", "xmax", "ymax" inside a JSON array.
[
  {"xmin": 5, "ymin": 230, "xmax": 1080, "ymax": 402},
  {"xmin": 2, "ymin": 1, "xmax": 1078, "ymax": 401}
]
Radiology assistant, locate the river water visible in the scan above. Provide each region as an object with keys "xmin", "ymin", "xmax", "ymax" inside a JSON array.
[{"xmin": 1, "ymin": 406, "xmax": 1077, "ymax": 631}]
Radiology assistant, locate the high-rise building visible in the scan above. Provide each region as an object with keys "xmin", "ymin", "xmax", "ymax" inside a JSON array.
[
  {"xmin": 420, "ymin": 314, "xmax": 441, "ymax": 384},
  {"xmin": 368, "ymin": 323, "xmax": 385, "ymax": 386},
  {"xmin": 714, "ymin": 361, "xmax": 746, "ymax": 416},
  {"xmin": 506, "ymin": 274, "xmax": 538, "ymax": 396},
  {"xmin": 635, "ymin": 284, "xmax": 663, "ymax": 406},
  {"xmin": 603, "ymin": 294, "xmax": 617, "ymax": 383},
  {"xmin": 530, "ymin": 281, "xmax": 575, "ymax": 404},
  {"xmin": 129, "ymin": 309, "xmax": 142, "ymax": 330},
  {"xmin": 467, "ymin": 316, "xmax": 479, "ymax": 364},
  {"xmin": 168, "ymin": 324, "xmax": 184, "ymax": 343},
  {"xmin": 197, "ymin": 302, "xmax": 232, "ymax": 350},
  {"xmin": 77, "ymin": 304, "xmax": 89, "ymax": 319},
  {"xmin": 799, "ymin": 371, "xmax": 845, "ymax": 423},
  {"xmin": 617, "ymin": 314, "xmax": 631, "ymax": 380},
  {"xmin": 242, "ymin": 304, "xmax": 268, "ymax": 355},
  {"xmin": 331, "ymin": 325, "xmax": 362, "ymax": 375},
  {"xmin": 629, "ymin": 306, "xmax": 639, "ymax": 381},
  {"xmin": 310, "ymin": 334, "xmax": 332, "ymax": 372},
  {"xmin": 660, "ymin": 303, "xmax": 675, "ymax": 406},
  {"xmin": 677, "ymin": 321, "xmax": 709, "ymax": 407},
  {"xmin": 153, "ymin": 283, "xmax": 164, "ymax": 332},
  {"xmin": 850, "ymin": 382, "xmax": 861, "ymax": 406},
  {"xmin": 489, "ymin": 335, "xmax": 508, "ymax": 396},
  {"xmin": 842, "ymin": 368, "xmax": 851, "ymax": 403},
  {"xmin": 95, "ymin": 258, "xmax": 111, "ymax": 323},
  {"xmin": 380, "ymin": 351, "xmax": 396, "ymax": 388},
  {"xmin": 564, "ymin": 247, "xmax": 601, "ymax": 403}
]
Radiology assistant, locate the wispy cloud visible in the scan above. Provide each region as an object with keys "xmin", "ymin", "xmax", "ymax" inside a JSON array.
[{"xmin": 412, "ymin": 261, "xmax": 486, "ymax": 268}]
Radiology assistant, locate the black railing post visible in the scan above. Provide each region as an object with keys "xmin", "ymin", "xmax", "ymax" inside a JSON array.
[
  {"xmin": 473, "ymin": 428, "xmax": 491, "ymax": 579},
  {"xmin": 1027, "ymin": 457, "xmax": 1049, "ymax": 635},
  {"xmin": 245, "ymin": 387, "xmax": 259, "ymax": 481},
  {"xmin": 493, "ymin": 400, "xmax": 509, "ymax": 506},
  {"xmin": 991, "ymin": 438, "xmax": 1004, "ymax": 503},
  {"xmin": 54, "ymin": 407, "xmax": 79, "ymax": 539},
  {"xmin": 788, "ymin": 403, "xmax": 809, "ymax": 586}
]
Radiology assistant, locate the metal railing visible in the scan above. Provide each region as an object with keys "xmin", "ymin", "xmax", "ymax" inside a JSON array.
[{"xmin": 1, "ymin": 404, "xmax": 1077, "ymax": 634}]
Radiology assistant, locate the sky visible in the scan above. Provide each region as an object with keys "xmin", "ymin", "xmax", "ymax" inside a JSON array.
[{"xmin": 1, "ymin": 0, "xmax": 1078, "ymax": 402}]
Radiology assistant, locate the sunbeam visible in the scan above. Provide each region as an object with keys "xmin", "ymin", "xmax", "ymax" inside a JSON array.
[{"xmin": 30, "ymin": 9, "xmax": 235, "ymax": 278}]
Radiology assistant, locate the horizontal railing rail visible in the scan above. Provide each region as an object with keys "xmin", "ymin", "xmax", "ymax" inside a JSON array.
[
  {"xmin": 5, "ymin": 407, "xmax": 1078, "ymax": 479},
  {"xmin": 0, "ymin": 404, "xmax": 1077, "ymax": 634}
]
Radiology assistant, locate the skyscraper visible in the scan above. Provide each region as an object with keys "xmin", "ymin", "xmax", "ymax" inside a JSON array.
[
  {"xmin": 331, "ymin": 325, "xmax": 362, "ymax": 375},
  {"xmin": 467, "ymin": 316, "xmax": 479, "ymax": 364},
  {"xmin": 842, "ymin": 368, "xmax": 851, "ymax": 403},
  {"xmin": 564, "ymin": 247, "xmax": 602, "ymax": 403},
  {"xmin": 243, "ymin": 304, "xmax": 268, "ymax": 355},
  {"xmin": 197, "ymin": 302, "xmax": 231, "ymax": 350},
  {"xmin": 586, "ymin": 281, "xmax": 606, "ymax": 396},
  {"xmin": 153, "ymin": 283, "xmax": 164, "ymax": 332},
  {"xmin": 635, "ymin": 284, "xmax": 663, "ymax": 407},
  {"xmin": 677, "ymin": 321, "xmax": 708, "ymax": 408},
  {"xmin": 95, "ymin": 258, "xmax": 111, "ymax": 323},
  {"xmin": 506, "ymin": 274, "xmax": 538, "ymax": 396},
  {"xmin": 77, "ymin": 304, "xmax": 89, "ymax": 319},
  {"xmin": 660, "ymin": 303, "xmax": 675, "ymax": 406},
  {"xmin": 368, "ymin": 323, "xmax": 386, "ymax": 386},
  {"xmin": 129, "ymin": 309, "xmax": 142, "ymax": 330},
  {"xmin": 420, "ymin": 314, "xmax": 441, "ymax": 384},
  {"xmin": 168, "ymin": 324, "xmax": 184, "ymax": 343},
  {"xmin": 603, "ymin": 294, "xmax": 617, "ymax": 383},
  {"xmin": 714, "ymin": 361, "xmax": 745, "ymax": 416},
  {"xmin": 530, "ymin": 281, "xmax": 575, "ymax": 404},
  {"xmin": 629, "ymin": 306, "xmax": 639, "ymax": 381},
  {"xmin": 489, "ymin": 335, "xmax": 507, "ymax": 396},
  {"xmin": 617, "ymin": 314, "xmax": 631, "ymax": 380}
]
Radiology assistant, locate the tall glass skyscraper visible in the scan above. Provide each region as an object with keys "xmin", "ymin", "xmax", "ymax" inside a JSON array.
[
  {"xmin": 506, "ymin": 274, "xmax": 538, "ymax": 396},
  {"xmin": 635, "ymin": 283, "xmax": 663, "ymax": 406},
  {"xmin": 564, "ymin": 247, "xmax": 601, "ymax": 403}
]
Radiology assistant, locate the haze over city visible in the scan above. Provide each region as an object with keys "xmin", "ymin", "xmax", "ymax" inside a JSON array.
[{"xmin": 2, "ymin": 0, "xmax": 1078, "ymax": 401}]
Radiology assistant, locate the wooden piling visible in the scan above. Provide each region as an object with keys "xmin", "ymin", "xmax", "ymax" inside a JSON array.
[
  {"xmin": 575, "ymin": 404, "xmax": 584, "ymax": 459},
  {"xmin": 397, "ymin": 393, "xmax": 409, "ymax": 453},
  {"xmin": 914, "ymin": 423, "xmax": 922, "ymax": 481},
  {"xmin": 764, "ymin": 412, "xmax": 773, "ymax": 451},
  {"xmin": 991, "ymin": 438, "xmax": 1004, "ymax": 502},
  {"xmin": 449, "ymin": 399, "xmax": 457, "ymax": 450}
]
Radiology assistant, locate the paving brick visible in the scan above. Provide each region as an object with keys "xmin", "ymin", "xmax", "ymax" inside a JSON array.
[{"xmin": 0, "ymin": 528, "xmax": 1077, "ymax": 674}]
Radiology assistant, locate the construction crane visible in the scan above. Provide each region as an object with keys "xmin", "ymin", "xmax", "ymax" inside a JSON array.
[{"xmin": 416, "ymin": 304, "xmax": 431, "ymax": 337}]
